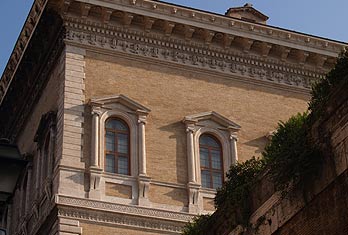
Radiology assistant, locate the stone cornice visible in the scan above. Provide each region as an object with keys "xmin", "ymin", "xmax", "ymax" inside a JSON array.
[
  {"xmin": 0, "ymin": 0, "xmax": 47, "ymax": 104},
  {"xmin": 64, "ymin": 17, "xmax": 325, "ymax": 91},
  {"xmin": 1, "ymin": 0, "xmax": 347, "ymax": 105},
  {"xmin": 67, "ymin": 0, "xmax": 346, "ymax": 57},
  {"xmin": 56, "ymin": 195, "xmax": 193, "ymax": 233},
  {"xmin": 0, "ymin": 9, "xmax": 64, "ymax": 140}
]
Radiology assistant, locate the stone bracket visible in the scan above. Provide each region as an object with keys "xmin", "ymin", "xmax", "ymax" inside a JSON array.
[
  {"xmin": 88, "ymin": 166, "xmax": 103, "ymax": 200},
  {"xmin": 138, "ymin": 175, "xmax": 151, "ymax": 206}
]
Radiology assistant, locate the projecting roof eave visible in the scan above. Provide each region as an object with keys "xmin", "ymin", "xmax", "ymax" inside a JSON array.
[
  {"xmin": 152, "ymin": 0, "xmax": 345, "ymax": 44},
  {"xmin": 0, "ymin": 0, "xmax": 47, "ymax": 105}
]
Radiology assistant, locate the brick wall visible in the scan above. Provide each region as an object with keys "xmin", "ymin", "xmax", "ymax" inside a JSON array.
[
  {"xmin": 275, "ymin": 170, "xmax": 348, "ymax": 235},
  {"xmin": 84, "ymin": 53, "xmax": 308, "ymax": 195}
]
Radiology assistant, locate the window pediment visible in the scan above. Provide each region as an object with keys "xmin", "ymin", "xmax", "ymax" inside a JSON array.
[
  {"xmin": 90, "ymin": 95, "xmax": 150, "ymax": 115},
  {"xmin": 182, "ymin": 111, "xmax": 241, "ymax": 131}
]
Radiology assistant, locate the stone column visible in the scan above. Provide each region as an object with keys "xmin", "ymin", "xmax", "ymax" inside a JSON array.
[
  {"xmin": 25, "ymin": 166, "xmax": 32, "ymax": 213},
  {"xmin": 91, "ymin": 110, "xmax": 100, "ymax": 168},
  {"xmin": 184, "ymin": 121, "xmax": 201, "ymax": 213},
  {"xmin": 138, "ymin": 115, "xmax": 147, "ymax": 176},
  {"xmin": 186, "ymin": 124, "xmax": 196, "ymax": 183},
  {"xmin": 89, "ymin": 109, "xmax": 102, "ymax": 200},
  {"xmin": 137, "ymin": 111, "xmax": 151, "ymax": 206},
  {"xmin": 230, "ymin": 133, "xmax": 238, "ymax": 165}
]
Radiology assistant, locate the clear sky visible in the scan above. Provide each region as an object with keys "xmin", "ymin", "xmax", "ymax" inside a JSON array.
[{"xmin": 1, "ymin": 0, "xmax": 347, "ymax": 76}]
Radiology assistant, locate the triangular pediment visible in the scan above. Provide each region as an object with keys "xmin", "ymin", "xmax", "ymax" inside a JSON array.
[
  {"xmin": 183, "ymin": 111, "xmax": 241, "ymax": 131},
  {"xmin": 90, "ymin": 94, "xmax": 150, "ymax": 114}
]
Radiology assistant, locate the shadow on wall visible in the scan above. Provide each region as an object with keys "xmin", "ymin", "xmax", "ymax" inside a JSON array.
[
  {"xmin": 244, "ymin": 135, "xmax": 269, "ymax": 154},
  {"xmin": 159, "ymin": 121, "xmax": 188, "ymax": 185},
  {"xmin": 163, "ymin": 187, "xmax": 188, "ymax": 209}
]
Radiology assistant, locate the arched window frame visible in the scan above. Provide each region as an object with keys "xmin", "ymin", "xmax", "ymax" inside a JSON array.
[
  {"xmin": 100, "ymin": 112, "xmax": 136, "ymax": 176},
  {"xmin": 89, "ymin": 95, "xmax": 151, "ymax": 206},
  {"xmin": 104, "ymin": 117, "xmax": 131, "ymax": 175},
  {"xmin": 198, "ymin": 133, "xmax": 224, "ymax": 189},
  {"xmin": 183, "ymin": 111, "xmax": 240, "ymax": 213},
  {"xmin": 194, "ymin": 127, "xmax": 232, "ymax": 189}
]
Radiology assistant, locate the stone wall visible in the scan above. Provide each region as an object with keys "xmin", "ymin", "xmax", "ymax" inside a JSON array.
[
  {"xmin": 272, "ymin": 81, "xmax": 348, "ymax": 235},
  {"xmin": 275, "ymin": 170, "xmax": 348, "ymax": 235}
]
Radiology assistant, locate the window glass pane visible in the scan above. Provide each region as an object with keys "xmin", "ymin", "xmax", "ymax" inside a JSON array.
[
  {"xmin": 200, "ymin": 148, "xmax": 209, "ymax": 168},
  {"xmin": 201, "ymin": 170, "xmax": 211, "ymax": 188},
  {"xmin": 118, "ymin": 156, "xmax": 129, "ymax": 175},
  {"xmin": 106, "ymin": 119, "xmax": 128, "ymax": 131},
  {"xmin": 211, "ymin": 149, "xmax": 222, "ymax": 169},
  {"xmin": 117, "ymin": 133, "xmax": 128, "ymax": 154},
  {"xmin": 105, "ymin": 131, "xmax": 115, "ymax": 152},
  {"xmin": 212, "ymin": 172, "xmax": 222, "ymax": 189},
  {"xmin": 199, "ymin": 135, "xmax": 219, "ymax": 148},
  {"xmin": 105, "ymin": 155, "xmax": 115, "ymax": 173}
]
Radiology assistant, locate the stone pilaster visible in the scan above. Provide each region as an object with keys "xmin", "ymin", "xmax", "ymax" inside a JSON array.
[
  {"xmin": 57, "ymin": 218, "xmax": 82, "ymax": 235},
  {"xmin": 137, "ymin": 111, "xmax": 151, "ymax": 206},
  {"xmin": 56, "ymin": 45, "xmax": 86, "ymax": 198},
  {"xmin": 229, "ymin": 133, "xmax": 238, "ymax": 165}
]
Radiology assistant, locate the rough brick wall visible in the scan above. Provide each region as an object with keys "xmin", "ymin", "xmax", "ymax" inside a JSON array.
[
  {"xmin": 275, "ymin": 170, "xmax": 348, "ymax": 235},
  {"xmin": 275, "ymin": 83, "xmax": 348, "ymax": 235}
]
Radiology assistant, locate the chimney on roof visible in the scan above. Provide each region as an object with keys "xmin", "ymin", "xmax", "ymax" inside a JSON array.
[{"xmin": 225, "ymin": 3, "xmax": 269, "ymax": 24}]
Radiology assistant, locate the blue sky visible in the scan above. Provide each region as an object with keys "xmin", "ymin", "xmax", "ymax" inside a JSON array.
[{"xmin": 1, "ymin": 0, "xmax": 347, "ymax": 76}]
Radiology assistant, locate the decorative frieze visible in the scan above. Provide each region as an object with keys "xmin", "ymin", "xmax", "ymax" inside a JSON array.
[
  {"xmin": 58, "ymin": 206, "xmax": 185, "ymax": 233},
  {"xmin": 57, "ymin": 195, "xmax": 194, "ymax": 222},
  {"xmin": 64, "ymin": 20, "xmax": 325, "ymax": 90}
]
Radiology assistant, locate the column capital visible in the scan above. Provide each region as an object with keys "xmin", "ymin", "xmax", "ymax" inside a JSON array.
[
  {"xmin": 138, "ymin": 117, "xmax": 147, "ymax": 125},
  {"xmin": 230, "ymin": 133, "xmax": 238, "ymax": 141},
  {"xmin": 91, "ymin": 108, "xmax": 102, "ymax": 116},
  {"xmin": 186, "ymin": 125, "xmax": 195, "ymax": 134}
]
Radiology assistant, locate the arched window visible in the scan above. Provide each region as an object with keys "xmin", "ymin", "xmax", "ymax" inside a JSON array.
[
  {"xmin": 105, "ymin": 118, "xmax": 130, "ymax": 175},
  {"xmin": 199, "ymin": 134, "xmax": 223, "ymax": 189}
]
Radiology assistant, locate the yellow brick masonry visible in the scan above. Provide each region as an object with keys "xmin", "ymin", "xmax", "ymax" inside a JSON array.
[{"xmin": 84, "ymin": 54, "xmax": 308, "ymax": 184}]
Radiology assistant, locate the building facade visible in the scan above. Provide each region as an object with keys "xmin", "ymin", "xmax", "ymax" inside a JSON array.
[{"xmin": 0, "ymin": 0, "xmax": 346, "ymax": 234}]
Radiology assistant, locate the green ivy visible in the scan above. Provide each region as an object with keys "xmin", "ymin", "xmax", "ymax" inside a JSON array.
[
  {"xmin": 215, "ymin": 157, "xmax": 265, "ymax": 226},
  {"xmin": 309, "ymin": 50, "xmax": 348, "ymax": 120},
  {"xmin": 263, "ymin": 112, "xmax": 322, "ymax": 195},
  {"xmin": 182, "ymin": 214, "xmax": 211, "ymax": 235}
]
